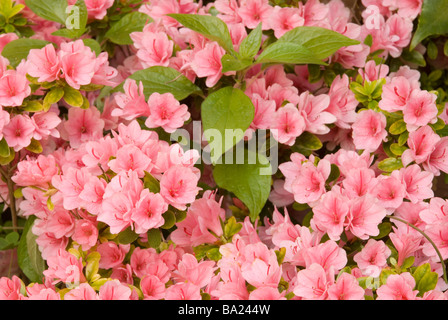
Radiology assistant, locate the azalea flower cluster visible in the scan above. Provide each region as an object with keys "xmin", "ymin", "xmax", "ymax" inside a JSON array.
[{"xmin": 1, "ymin": 0, "xmax": 448, "ymax": 301}]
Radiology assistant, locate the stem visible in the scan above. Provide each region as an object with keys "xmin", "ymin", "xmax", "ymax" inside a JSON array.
[{"xmin": 389, "ymin": 215, "xmax": 448, "ymax": 284}]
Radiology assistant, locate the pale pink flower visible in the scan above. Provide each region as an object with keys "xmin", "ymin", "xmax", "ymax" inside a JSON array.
[
  {"xmin": 376, "ymin": 273, "xmax": 418, "ymax": 300},
  {"xmin": 108, "ymin": 144, "xmax": 153, "ymax": 178},
  {"xmin": 132, "ymin": 31, "xmax": 173, "ymax": 68},
  {"xmin": 45, "ymin": 209, "xmax": 75, "ymax": 239},
  {"xmin": 112, "ymin": 79, "xmax": 149, "ymax": 120},
  {"xmin": 27, "ymin": 288, "xmax": 60, "ymax": 300},
  {"xmin": 31, "ymin": 112, "xmax": 61, "ymax": 140},
  {"xmin": 98, "ymin": 192, "xmax": 134, "ymax": 234},
  {"xmin": 79, "ymin": 176, "xmax": 107, "ymax": 215},
  {"xmin": 51, "ymin": 167, "xmax": 92, "ymax": 211},
  {"xmin": 98, "ymin": 280, "xmax": 132, "ymax": 300},
  {"xmin": 72, "ymin": 219, "xmax": 98, "ymax": 251},
  {"xmin": 64, "ymin": 283, "xmax": 99, "ymax": 300},
  {"xmin": 297, "ymin": 91, "xmax": 336, "ymax": 135},
  {"xmin": 302, "ymin": 240, "xmax": 347, "ymax": 272},
  {"xmin": 396, "ymin": 0, "xmax": 422, "ymax": 20},
  {"xmin": 3, "ymin": 114, "xmax": 35, "ymax": 151},
  {"xmin": 63, "ymin": 107, "xmax": 105, "ymax": 148},
  {"xmin": 403, "ymin": 89, "xmax": 438, "ymax": 132},
  {"xmin": 159, "ymin": 166, "xmax": 200, "ymax": 210},
  {"xmin": 311, "ymin": 188, "xmax": 350, "ymax": 241},
  {"xmin": 271, "ymin": 104, "xmax": 306, "ymax": 146},
  {"xmin": 97, "ymin": 242, "xmax": 130, "ymax": 269},
  {"xmin": 290, "ymin": 158, "xmax": 331, "ymax": 204},
  {"xmin": 268, "ymin": 6, "xmax": 304, "ymax": 38},
  {"xmin": 352, "ymin": 109, "xmax": 387, "ymax": 152},
  {"xmin": 358, "ymin": 60, "xmax": 389, "ymax": 82},
  {"xmin": 165, "ymin": 282, "xmax": 201, "ymax": 300},
  {"xmin": 26, "ymin": 44, "xmax": 61, "ymax": 83},
  {"xmin": 346, "ymin": 195, "xmax": 387, "ymax": 240},
  {"xmin": 91, "ymin": 52, "xmax": 119, "ymax": 87},
  {"xmin": 422, "ymin": 223, "xmax": 448, "ymax": 260},
  {"xmin": 293, "ymin": 263, "xmax": 334, "ymax": 300},
  {"xmin": 342, "ymin": 168, "xmax": 377, "ymax": 198},
  {"xmin": 237, "ymin": 0, "xmax": 273, "ymax": 29},
  {"xmin": 374, "ymin": 175, "xmax": 406, "ymax": 212},
  {"xmin": 379, "ymin": 76, "xmax": 417, "ymax": 113},
  {"xmin": 0, "ymin": 107, "xmax": 10, "ymax": 140},
  {"xmin": 420, "ymin": 197, "xmax": 448, "ymax": 226},
  {"xmin": 401, "ymin": 125, "xmax": 440, "ymax": 166},
  {"xmin": 173, "ymin": 254, "xmax": 216, "ymax": 288},
  {"xmin": 60, "ymin": 49, "xmax": 96, "ymax": 89},
  {"xmin": 84, "ymin": 0, "xmax": 114, "ymax": 20},
  {"xmin": 191, "ymin": 42, "xmax": 226, "ymax": 88},
  {"xmin": 0, "ymin": 70, "xmax": 31, "ymax": 107},
  {"xmin": 397, "ymin": 164, "xmax": 434, "ymax": 203},
  {"xmin": 327, "ymin": 74, "xmax": 358, "ymax": 129},
  {"xmin": 327, "ymin": 273, "xmax": 365, "ymax": 300},
  {"xmin": 249, "ymin": 287, "xmax": 286, "ymax": 300},
  {"xmin": 131, "ymin": 189, "xmax": 168, "ymax": 234},
  {"xmin": 353, "ymin": 239, "xmax": 391, "ymax": 278},
  {"xmin": 250, "ymin": 94, "xmax": 276, "ymax": 130},
  {"xmin": 0, "ymin": 33, "xmax": 18, "ymax": 53},
  {"xmin": 140, "ymin": 275, "xmax": 166, "ymax": 300},
  {"xmin": 0, "ymin": 276, "xmax": 23, "ymax": 300},
  {"xmin": 43, "ymin": 249, "xmax": 86, "ymax": 285},
  {"xmin": 12, "ymin": 154, "xmax": 58, "ymax": 188},
  {"xmin": 424, "ymin": 137, "xmax": 448, "ymax": 176},
  {"xmin": 389, "ymin": 225, "xmax": 423, "ymax": 266},
  {"xmin": 145, "ymin": 92, "xmax": 190, "ymax": 133}
]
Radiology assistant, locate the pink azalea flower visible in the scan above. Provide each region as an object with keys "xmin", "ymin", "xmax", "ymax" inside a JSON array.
[
  {"xmin": 0, "ymin": 33, "xmax": 18, "ymax": 53},
  {"xmin": 51, "ymin": 167, "xmax": 92, "ymax": 211},
  {"xmin": 131, "ymin": 31, "xmax": 173, "ymax": 68},
  {"xmin": 250, "ymin": 94, "xmax": 276, "ymax": 130},
  {"xmin": 145, "ymin": 92, "xmax": 190, "ymax": 133},
  {"xmin": 64, "ymin": 283, "xmax": 99, "ymax": 300},
  {"xmin": 353, "ymin": 239, "xmax": 391, "ymax": 278},
  {"xmin": 327, "ymin": 273, "xmax": 365, "ymax": 300},
  {"xmin": 311, "ymin": 188, "xmax": 350, "ymax": 241},
  {"xmin": 249, "ymin": 287, "xmax": 286, "ymax": 300},
  {"xmin": 31, "ymin": 111, "xmax": 61, "ymax": 140},
  {"xmin": 268, "ymin": 6, "xmax": 304, "ymax": 38},
  {"xmin": 84, "ymin": 0, "xmax": 114, "ymax": 20},
  {"xmin": 352, "ymin": 109, "xmax": 387, "ymax": 152},
  {"xmin": 290, "ymin": 158, "xmax": 331, "ymax": 204},
  {"xmin": 401, "ymin": 125, "xmax": 440, "ymax": 166},
  {"xmin": 99, "ymin": 192, "xmax": 134, "ymax": 234},
  {"xmin": 389, "ymin": 225, "xmax": 423, "ymax": 266},
  {"xmin": 98, "ymin": 280, "xmax": 132, "ymax": 300},
  {"xmin": 424, "ymin": 137, "xmax": 448, "ymax": 176},
  {"xmin": 342, "ymin": 168, "xmax": 377, "ymax": 198},
  {"xmin": 422, "ymin": 223, "xmax": 448, "ymax": 260},
  {"xmin": 72, "ymin": 219, "xmax": 98, "ymax": 251},
  {"xmin": 379, "ymin": 76, "xmax": 418, "ymax": 113},
  {"xmin": 26, "ymin": 43, "xmax": 61, "ymax": 83},
  {"xmin": 140, "ymin": 275, "xmax": 166, "ymax": 300},
  {"xmin": 397, "ymin": 164, "xmax": 434, "ymax": 203},
  {"xmin": 358, "ymin": 60, "xmax": 389, "ymax": 82},
  {"xmin": 79, "ymin": 176, "xmax": 107, "ymax": 215},
  {"xmin": 0, "ymin": 70, "xmax": 31, "ymax": 107},
  {"xmin": 293, "ymin": 263, "xmax": 334, "ymax": 300},
  {"xmin": 237, "ymin": 0, "xmax": 273, "ymax": 29},
  {"xmin": 0, "ymin": 276, "xmax": 23, "ymax": 300},
  {"xmin": 396, "ymin": 0, "xmax": 422, "ymax": 20},
  {"xmin": 374, "ymin": 175, "xmax": 406, "ymax": 212},
  {"xmin": 173, "ymin": 254, "xmax": 216, "ymax": 288},
  {"xmin": 3, "ymin": 114, "xmax": 35, "ymax": 151},
  {"xmin": 63, "ymin": 107, "xmax": 105, "ymax": 148},
  {"xmin": 191, "ymin": 42, "xmax": 226, "ymax": 88},
  {"xmin": 297, "ymin": 91, "xmax": 336, "ymax": 135},
  {"xmin": 403, "ymin": 89, "xmax": 438, "ymax": 132},
  {"xmin": 43, "ymin": 249, "xmax": 86, "ymax": 285},
  {"xmin": 59, "ymin": 48, "xmax": 96, "ymax": 89},
  {"xmin": 376, "ymin": 273, "xmax": 419, "ymax": 300},
  {"xmin": 302, "ymin": 240, "xmax": 348, "ymax": 272},
  {"xmin": 327, "ymin": 74, "xmax": 358, "ymax": 129},
  {"xmin": 108, "ymin": 144, "xmax": 153, "ymax": 178},
  {"xmin": 97, "ymin": 242, "xmax": 130, "ymax": 269},
  {"xmin": 131, "ymin": 189, "xmax": 168, "ymax": 234},
  {"xmin": 346, "ymin": 195, "xmax": 387, "ymax": 240},
  {"xmin": 0, "ymin": 107, "xmax": 10, "ymax": 140},
  {"xmin": 159, "ymin": 166, "xmax": 200, "ymax": 210},
  {"xmin": 12, "ymin": 154, "xmax": 58, "ymax": 188},
  {"xmin": 27, "ymin": 288, "xmax": 60, "ymax": 300},
  {"xmin": 112, "ymin": 79, "xmax": 150, "ymax": 120},
  {"xmin": 165, "ymin": 282, "xmax": 201, "ymax": 300},
  {"xmin": 170, "ymin": 192, "xmax": 225, "ymax": 246},
  {"xmin": 271, "ymin": 104, "xmax": 306, "ymax": 146}
]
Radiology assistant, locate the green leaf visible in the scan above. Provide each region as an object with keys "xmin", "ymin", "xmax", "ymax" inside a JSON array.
[
  {"xmin": 239, "ymin": 23, "xmax": 262, "ymax": 59},
  {"xmin": 0, "ymin": 138, "xmax": 10, "ymax": 158},
  {"xmin": 427, "ymin": 41, "xmax": 438, "ymax": 60},
  {"xmin": 213, "ymin": 150, "xmax": 272, "ymax": 222},
  {"xmin": 372, "ymin": 222, "xmax": 392, "ymax": 240},
  {"xmin": 401, "ymin": 256, "xmax": 415, "ymax": 269},
  {"xmin": 22, "ymin": 100, "xmax": 44, "ymax": 112},
  {"xmin": 25, "ymin": 0, "xmax": 68, "ymax": 24},
  {"xmin": 206, "ymin": 247, "xmax": 222, "ymax": 261},
  {"xmin": 0, "ymin": 0, "xmax": 24, "ymax": 20},
  {"xmin": 389, "ymin": 119, "xmax": 407, "ymax": 135},
  {"xmin": 116, "ymin": 227, "xmax": 139, "ymax": 244},
  {"xmin": 0, "ymin": 148, "xmax": 15, "ymax": 165},
  {"xmin": 5, "ymin": 231, "xmax": 19, "ymax": 245},
  {"xmin": 398, "ymin": 131, "xmax": 409, "ymax": 146},
  {"xmin": 17, "ymin": 216, "xmax": 46, "ymax": 283},
  {"xmin": 291, "ymin": 132, "xmax": 323, "ymax": 156},
  {"xmin": 378, "ymin": 157, "xmax": 403, "ymax": 172},
  {"xmin": 168, "ymin": 13, "xmax": 234, "ymax": 53},
  {"xmin": 147, "ymin": 228, "xmax": 162, "ymax": 249},
  {"xmin": 221, "ymin": 54, "xmax": 253, "ymax": 73},
  {"xmin": 85, "ymin": 252, "xmax": 100, "ymax": 282},
  {"xmin": 25, "ymin": 138, "xmax": 43, "ymax": 154},
  {"xmin": 161, "ymin": 210, "xmax": 176, "ymax": 230},
  {"xmin": 390, "ymin": 143, "xmax": 407, "ymax": 156},
  {"xmin": 326, "ymin": 164, "xmax": 340, "ymax": 184},
  {"xmin": 277, "ymin": 26, "xmax": 360, "ymax": 60},
  {"xmin": 116, "ymin": 66, "xmax": 201, "ymax": 101},
  {"xmin": 143, "ymin": 172, "xmax": 160, "ymax": 193},
  {"xmin": 202, "ymin": 87, "xmax": 254, "ymax": 163},
  {"xmin": 82, "ymin": 39, "xmax": 101, "ymax": 56},
  {"xmin": 63, "ymin": 86, "xmax": 84, "ymax": 107},
  {"xmin": 105, "ymin": 12, "xmax": 151, "ymax": 45},
  {"xmin": 412, "ymin": 263, "xmax": 439, "ymax": 295},
  {"xmin": 223, "ymin": 216, "xmax": 242, "ymax": 240},
  {"xmin": 411, "ymin": 0, "xmax": 448, "ymax": 50},
  {"xmin": 2, "ymin": 38, "xmax": 49, "ymax": 68},
  {"xmin": 255, "ymin": 41, "xmax": 327, "ymax": 65},
  {"xmin": 44, "ymin": 87, "xmax": 65, "ymax": 110},
  {"xmin": 401, "ymin": 49, "xmax": 426, "ymax": 67}
]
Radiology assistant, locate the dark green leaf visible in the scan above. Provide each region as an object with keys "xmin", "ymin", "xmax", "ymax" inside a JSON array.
[
  {"xmin": 25, "ymin": 0, "xmax": 67, "ymax": 24},
  {"xmin": 2, "ymin": 38, "xmax": 49, "ymax": 67},
  {"xmin": 105, "ymin": 12, "xmax": 151, "ymax": 45}
]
